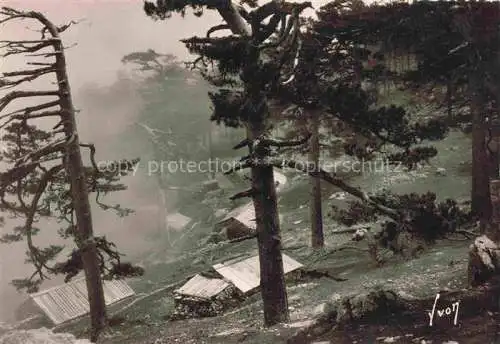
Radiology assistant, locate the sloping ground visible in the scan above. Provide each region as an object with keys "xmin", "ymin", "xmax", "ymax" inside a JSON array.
[
  {"xmin": 6, "ymin": 116, "xmax": 475, "ymax": 343},
  {"xmin": 59, "ymin": 238, "xmax": 470, "ymax": 344},
  {"xmin": 0, "ymin": 327, "xmax": 92, "ymax": 344},
  {"xmin": 304, "ymin": 281, "xmax": 500, "ymax": 344},
  {"xmin": 312, "ymin": 312, "xmax": 498, "ymax": 344},
  {"xmin": 42, "ymin": 126, "xmax": 475, "ymax": 343}
]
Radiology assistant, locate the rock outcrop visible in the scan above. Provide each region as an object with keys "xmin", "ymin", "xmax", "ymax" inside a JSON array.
[
  {"xmin": 287, "ymin": 287, "xmax": 403, "ymax": 343},
  {"xmin": 467, "ymin": 235, "xmax": 500, "ymax": 286}
]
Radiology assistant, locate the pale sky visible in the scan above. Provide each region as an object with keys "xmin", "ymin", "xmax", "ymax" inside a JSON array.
[
  {"xmin": 0, "ymin": 0, "xmax": 222, "ymax": 322},
  {"xmin": 0, "ymin": 0, "xmax": 342, "ymax": 88}
]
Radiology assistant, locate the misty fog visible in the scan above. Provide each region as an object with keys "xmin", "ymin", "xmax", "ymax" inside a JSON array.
[
  {"xmin": 0, "ymin": 0, "xmax": 219, "ymax": 321},
  {"xmin": 0, "ymin": 0, "xmax": 338, "ymax": 323}
]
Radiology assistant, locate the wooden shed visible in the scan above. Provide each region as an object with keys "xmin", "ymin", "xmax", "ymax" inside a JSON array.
[
  {"xmin": 216, "ymin": 202, "xmax": 256, "ymax": 240},
  {"xmin": 213, "ymin": 253, "xmax": 303, "ymax": 294},
  {"xmin": 29, "ymin": 277, "xmax": 135, "ymax": 325}
]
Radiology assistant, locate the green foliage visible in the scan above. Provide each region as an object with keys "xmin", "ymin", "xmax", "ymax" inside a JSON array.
[
  {"xmin": 10, "ymin": 278, "xmax": 42, "ymax": 294},
  {"xmin": 269, "ymin": 5, "xmax": 449, "ymax": 167},
  {"xmin": 144, "ymin": 0, "xmax": 210, "ymax": 19},
  {"xmin": 315, "ymin": 1, "xmax": 500, "ymax": 125},
  {"xmin": 143, "ymin": 0, "xmax": 315, "ymax": 131},
  {"xmin": 331, "ymin": 191, "xmax": 474, "ymax": 244},
  {"xmin": 184, "ymin": 37, "xmax": 248, "ymax": 78},
  {"xmin": 208, "ymin": 89, "xmax": 246, "ymax": 128},
  {"xmin": 0, "ymin": 114, "xmax": 142, "ymax": 293}
]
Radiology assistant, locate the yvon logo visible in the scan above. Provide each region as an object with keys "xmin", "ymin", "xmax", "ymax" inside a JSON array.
[{"xmin": 428, "ymin": 293, "xmax": 460, "ymax": 326}]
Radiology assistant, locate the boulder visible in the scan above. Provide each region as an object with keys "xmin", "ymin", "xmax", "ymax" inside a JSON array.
[
  {"xmin": 287, "ymin": 288, "xmax": 403, "ymax": 343},
  {"xmin": 335, "ymin": 288, "xmax": 401, "ymax": 323},
  {"xmin": 467, "ymin": 235, "xmax": 500, "ymax": 286}
]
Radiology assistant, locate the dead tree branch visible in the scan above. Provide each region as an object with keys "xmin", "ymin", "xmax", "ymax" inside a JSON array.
[
  {"xmin": 0, "ymin": 90, "xmax": 59, "ymax": 112},
  {"xmin": 1, "ymin": 66, "xmax": 56, "ymax": 89},
  {"xmin": 272, "ymin": 158, "xmax": 399, "ymax": 220},
  {"xmin": 24, "ymin": 165, "xmax": 64, "ymax": 279}
]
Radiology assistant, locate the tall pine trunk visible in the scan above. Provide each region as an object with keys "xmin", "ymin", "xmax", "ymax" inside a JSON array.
[
  {"xmin": 247, "ymin": 120, "xmax": 289, "ymax": 326},
  {"xmin": 213, "ymin": 1, "xmax": 289, "ymax": 326},
  {"xmin": 309, "ymin": 111, "xmax": 324, "ymax": 248},
  {"xmin": 470, "ymin": 72, "xmax": 492, "ymax": 231},
  {"xmin": 49, "ymin": 20, "xmax": 107, "ymax": 342}
]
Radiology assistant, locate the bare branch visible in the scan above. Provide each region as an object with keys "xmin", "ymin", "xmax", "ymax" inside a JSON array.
[
  {"xmin": 24, "ymin": 165, "xmax": 64, "ymax": 278},
  {"xmin": 26, "ymin": 62, "xmax": 53, "ymax": 66},
  {"xmin": 2, "ymin": 66, "xmax": 55, "ymax": 77},
  {"xmin": 25, "ymin": 52, "xmax": 61, "ymax": 58},
  {"xmin": 1, "ymin": 40, "xmax": 57, "ymax": 57},
  {"xmin": 181, "ymin": 36, "xmax": 240, "ymax": 45},
  {"xmin": 207, "ymin": 24, "xmax": 231, "ymax": 37},
  {"xmin": 281, "ymin": 36, "xmax": 302, "ymax": 85},
  {"xmin": 233, "ymin": 138, "xmax": 251, "ymax": 150},
  {"xmin": 0, "ymin": 90, "xmax": 59, "ymax": 112},
  {"xmin": 260, "ymin": 133, "xmax": 311, "ymax": 148},
  {"xmin": 0, "ymin": 100, "xmax": 60, "ymax": 119},
  {"xmin": 269, "ymin": 158, "xmax": 400, "ymax": 220},
  {"xmin": 13, "ymin": 110, "xmax": 61, "ymax": 121},
  {"xmin": 255, "ymin": 13, "xmax": 282, "ymax": 44},
  {"xmin": 43, "ymin": 19, "xmax": 80, "ymax": 37},
  {"xmin": 16, "ymin": 180, "xmax": 28, "ymax": 211},
  {"xmin": 216, "ymin": 1, "xmax": 251, "ymax": 36},
  {"xmin": 0, "ymin": 39, "xmax": 59, "ymax": 44},
  {"xmin": 229, "ymin": 188, "xmax": 256, "ymax": 200},
  {"xmin": 1, "ymin": 66, "xmax": 56, "ymax": 89},
  {"xmin": 80, "ymin": 143, "xmax": 99, "ymax": 192},
  {"xmin": 12, "ymin": 139, "xmax": 66, "ymax": 169},
  {"xmin": 258, "ymin": 12, "xmax": 295, "ymax": 49}
]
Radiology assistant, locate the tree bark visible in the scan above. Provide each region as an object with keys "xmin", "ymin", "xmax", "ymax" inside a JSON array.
[
  {"xmin": 470, "ymin": 72, "xmax": 492, "ymax": 232},
  {"xmin": 489, "ymin": 139, "xmax": 499, "ymax": 179},
  {"xmin": 248, "ymin": 121, "xmax": 289, "ymax": 325},
  {"xmin": 309, "ymin": 110, "xmax": 324, "ymax": 248},
  {"xmin": 48, "ymin": 21, "xmax": 107, "ymax": 342},
  {"xmin": 215, "ymin": 1, "xmax": 289, "ymax": 326}
]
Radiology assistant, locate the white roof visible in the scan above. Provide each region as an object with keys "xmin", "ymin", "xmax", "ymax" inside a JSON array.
[
  {"xmin": 175, "ymin": 274, "xmax": 230, "ymax": 299},
  {"xmin": 273, "ymin": 170, "xmax": 287, "ymax": 192},
  {"xmin": 217, "ymin": 170, "xmax": 286, "ymax": 230},
  {"xmin": 213, "ymin": 254, "xmax": 303, "ymax": 294},
  {"xmin": 219, "ymin": 202, "xmax": 256, "ymax": 229},
  {"xmin": 30, "ymin": 277, "xmax": 135, "ymax": 325}
]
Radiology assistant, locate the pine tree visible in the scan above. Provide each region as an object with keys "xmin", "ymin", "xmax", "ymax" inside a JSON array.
[
  {"xmin": 270, "ymin": 0, "xmax": 449, "ymax": 252},
  {"xmin": 0, "ymin": 8, "xmax": 143, "ymax": 342},
  {"xmin": 141, "ymin": 0, "xmax": 455, "ymax": 321},
  {"xmin": 321, "ymin": 1, "xmax": 500, "ymax": 232},
  {"xmin": 143, "ymin": 0, "xmax": 318, "ymax": 325},
  {"xmin": 314, "ymin": 0, "xmax": 500, "ymax": 267}
]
